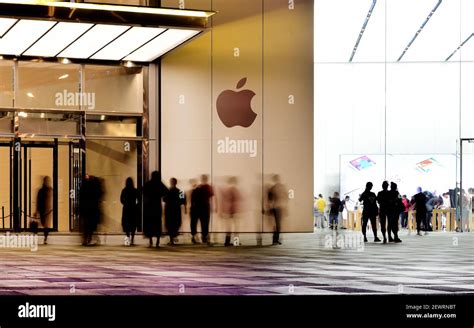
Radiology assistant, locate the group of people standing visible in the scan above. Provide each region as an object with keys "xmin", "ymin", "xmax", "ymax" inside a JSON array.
[
  {"xmin": 121, "ymin": 172, "xmax": 213, "ymax": 248},
  {"xmin": 120, "ymin": 172, "xmax": 286, "ymax": 247},
  {"xmin": 358, "ymin": 181, "xmax": 404, "ymax": 243}
]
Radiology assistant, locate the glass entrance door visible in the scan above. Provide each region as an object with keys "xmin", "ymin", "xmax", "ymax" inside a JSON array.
[
  {"xmin": 4, "ymin": 139, "xmax": 82, "ymax": 233},
  {"xmin": 20, "ymin": 143, "xmax": 56, "ymax": 232}
]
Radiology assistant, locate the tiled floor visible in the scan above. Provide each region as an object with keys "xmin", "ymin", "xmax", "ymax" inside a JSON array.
[{"xmin": 0, "ymin": 230, "xmax": 472, "ymax": 295}]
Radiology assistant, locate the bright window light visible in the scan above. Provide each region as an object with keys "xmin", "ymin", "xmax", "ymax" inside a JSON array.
[
  {"xmin": 23, "ymin": 22, "xmax": 93, "ymax": 57},
  {"xmin": 124, "ymin": 29, "xmax": 199, "ymax": 62},
  {"xmin": 0, "ymin": 1, "xmax": 212, "ymax": 18},
  {"xmin": 91, "ymin": 26, "xmax": 165, "ymax": 61},
  {"xmin": 0, "ymin": 19, "xmax": 56, "ymax": 56},
  {"xmin": 0, "ymin": 18, "xmax": 17, "ymax": 37},
  {"xmin": 58, "ymin": 24, "xmax": 130, "ymax": 59}
]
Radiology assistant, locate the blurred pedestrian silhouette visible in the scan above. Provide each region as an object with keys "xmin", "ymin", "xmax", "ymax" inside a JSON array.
[
  {"xmin": 314, "ymin": 194, "xmax": 326, "ymax": 228},
  {"xmin": 387, "ymin": 182, "xmax": 402, "ymax": 243},
  {"xmin": 143, "ymin": 171, "xmax": 168, "ymax": 248},
  {"xmin": 267, "ymin": 174, "xmax": 288, "ymax": 245},
  {"xmin": 400, "ymin": 195, "xmax": 410, "ymax": 228},
  {"xmin": 413, "ymin": 187, "xmax": 427, "ymax": 236},
  {"xmin": 220, "ymin": 176, "xmax": 241, "ymax": 246},
  {"xmin": 120, "ymin": 177, "xmax": 138, "ymax": 246},
  {"xmin": 80, "ymin": 174, "xmax": 103, "ymax": 246},
  {"xmin": 34, "ymin": 176, "xmax": 52, "ymax": 245},
  {"xmin": 328, "ymin": 192, "xmax": 341, "ymax": 230},
  {"xmin": 358, "ymin": 182, "xmax": 380, "ymax": 243},
  {"xmin": 164, "ymin": 177, "xmax": 186, "ymax": 245},
  {"xmin": 190, "ymin": 174, "xmax": 214, "ymax": 244},
  {"xmin": 377, "ymin": 181, "xmax": 390, "ymax": 243}
]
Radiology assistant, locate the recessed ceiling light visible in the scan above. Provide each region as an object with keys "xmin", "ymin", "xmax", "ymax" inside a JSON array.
[
  {"xmin": 26, "ymin": 92, "xmax": 34, "ymax": 98},
  {"xmin": 58, "ymin": 74, "xmax": 69, "ymax": 80}
]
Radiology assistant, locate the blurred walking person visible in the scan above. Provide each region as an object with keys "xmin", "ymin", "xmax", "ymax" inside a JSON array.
[
  {"xmin": 120, "ymin": 177, "xmax": 138, "ymax": 246},
  {"xmin": 267, "ymin": 175, "xmax": 288, "ymax": 245},
  {"xmin": 377, "ymin": 181, "xmax": 390, "ymax": 243},
  {"xmin": 35, "ymin": 176, "xmax": 53, "ymax": 245},
  {"xmin": 328, "ymin": 192, "xmax": 341, "ymax": 230},
  {"xmin": 413, "ymin": 187, "xmax": 427, "ymax": 236},
  {"xmin": 400, "ymin": 195, "xmax": 410, "ymax": 228},
  {"xmin": 314, "ymin": 194, "xmax": 326, "ymax": 228},
  {"xmin": 143, "ymin": 171, "xmax": 168, "ymax": 248},
  {"xmin": 220, "ymin": 176, "xmax": 241, "ymax": 246},
  {"xmin": 190, "ymin": 174, "xmax": 214, "ymax": 244},
  {"xmin": 80, "ymin": 175, "xmax": 103, "ymax": 246},
  {"xmin": 358, "ymin": 182, "xmax": 381, "ymax": 243},
  {"xmin": 164, "ymin": 178, "xmax": 186, "ymax": 246}
]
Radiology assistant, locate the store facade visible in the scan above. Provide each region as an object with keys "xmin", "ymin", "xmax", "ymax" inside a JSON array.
[{"xmin": 0, "ymin": 0, "xmax": 314, "ymax": 235}]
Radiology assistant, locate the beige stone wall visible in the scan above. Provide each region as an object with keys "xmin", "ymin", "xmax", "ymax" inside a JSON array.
[{"xmin": 161, "ymin": 0, "xmax": 313, "ymax": 232}]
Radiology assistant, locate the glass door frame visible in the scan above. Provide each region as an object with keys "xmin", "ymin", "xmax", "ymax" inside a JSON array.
[{"xmin": 15, "ymin": 139, "xmax": 58, "ymax": 232}]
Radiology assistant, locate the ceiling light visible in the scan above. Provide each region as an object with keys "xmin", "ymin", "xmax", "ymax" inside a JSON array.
[
  {"xmin": 349, "ymin": 0, "xmax": 377, "ymax": 62},
  {"xmin": 91, "ymin": 27, "xmax": 165, "ymax": 61},
  {"xmin": 0, "ymin": 1, "xmax": 212, "ymax": 18},
  {"xmin": 18, "ymin": 111, "xmax": 28, "ymax": 118},
  {"xmin": 23, "ymin": 22, "xmax": 93, "ymax": 57},
  {"xmin": 59, "ymin": 58, "xmax": 71, "ymax": 64},
  {"xmin": 58, "ymin": 74, "xmax": 69, "ymax": 80},
  {"xmin": 0, "ymin": 17, "xmax": 17, "ymax": 37},
  {"xmin": 397, "ymin": 0, "xmax": 442, "ymax": 62},
  {"xmin": 124, "ymin": 29, "xmax": 200, "ymax": 62},
  {"xmin": 445, "ymin": 33, "xmax": 474, "ymax": 62},
  {"xmin": 26, "ymin": 92, "xmax": 34, "ymax": 98},
  {"xmin": 58, "ymin": 24, "xmax": 130, "ymax": 59},
  {"xmin": 0, "ymin": 19, "xmax": 56, "ymax": 56}
]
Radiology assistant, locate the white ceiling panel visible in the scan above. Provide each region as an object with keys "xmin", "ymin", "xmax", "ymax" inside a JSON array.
[
  {"xmin": 58, "ymin": 24, "xmax": 130, "ymax": 59},
  {"xmin": 23, "ymin": 22, "xmax": 94, "ymax": 57},
  {"xmin": 91, "ymin": 26, "xmax": 165, "ymax": 61},
  {"xmin": 0, "ymin": 17, "xmax": 17, "ymax": 37},
  {"xmin": 0, "ymin": 19, "xmax": 56, "ymax": 56},
  {"xmin": 124, "ymin": 29, "xmax": 199, "ymax": 62}
]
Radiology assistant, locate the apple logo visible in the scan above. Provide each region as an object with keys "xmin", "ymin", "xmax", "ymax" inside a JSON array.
[{"xmin": 216, "ymin": 77, "xmax": 257, "ymax": 128}]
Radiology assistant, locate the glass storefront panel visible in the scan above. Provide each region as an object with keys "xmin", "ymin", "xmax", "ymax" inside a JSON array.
[
  {"xmin": 86, "ymin": 115, "xmax": 139, "ymax": 137},
  {"xmin": 83, "ymin": 65, "xmax": 143, "ymax": 113},
  {"xmin": 18, "ymin": 112, "xmax": 81, "ymax": 137},
  {"xmin": 0, "ymin": 111, "xmax": 13, "ymax": 134},
  {"xmin": 86, "ymin": 139, "xmax": 138, "ymax": 232},
  {"xmin": 16, "ymin": 62, "xmax": 81, "ymax": 110},
  {"xmin": 0, "ymin": 61, "xmax": 14, "ymax": 108}
]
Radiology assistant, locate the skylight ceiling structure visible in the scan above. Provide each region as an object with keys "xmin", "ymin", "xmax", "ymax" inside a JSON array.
[
  {"xmin": 0, "ymin": 0, "xmax": 214, "ymax": 63},
  {"xmin": 314, "ymin": 0, "xmax": 473, "ymax": 63}
]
